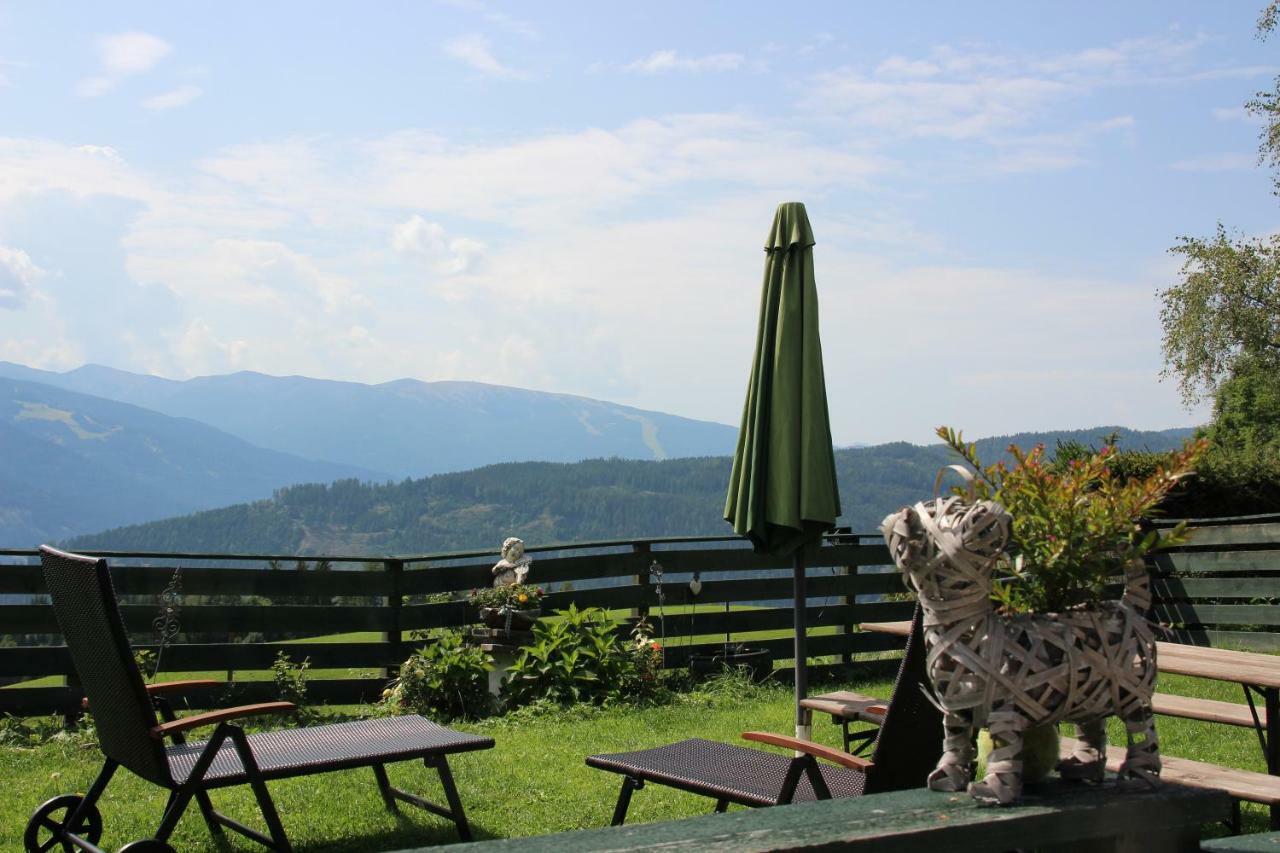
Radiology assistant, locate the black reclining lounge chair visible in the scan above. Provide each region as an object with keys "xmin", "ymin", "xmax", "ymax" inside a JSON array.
[
  {"xmin": 24, "ymin": 546, "xmax": 495, "ymax": 853},
  {"xmin": 585, "ymin": 606, "xmax": 939, "ymax": 825}
]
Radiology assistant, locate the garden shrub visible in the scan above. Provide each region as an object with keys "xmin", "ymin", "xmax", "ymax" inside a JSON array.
[
  {"xmin": 382, "ymin": 630, "xmax": 493, "ymax": 722},
  {"xmin": 271, "ymin": 651, "xmax": 322, "ymax": 725},
  {"xmin": 501, "ymin": 604, "xmax": 665, "ymax": 708}
]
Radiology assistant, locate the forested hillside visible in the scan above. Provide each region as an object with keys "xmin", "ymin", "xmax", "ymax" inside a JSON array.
[{"xmin": 69, "ymin": 426, "xmax": 1194, "ymax": 555}]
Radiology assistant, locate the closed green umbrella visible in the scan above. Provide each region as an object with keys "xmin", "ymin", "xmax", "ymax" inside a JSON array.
[{"xmin": 724, "ymin": 201, "xmax": 841, "ymax": 740}]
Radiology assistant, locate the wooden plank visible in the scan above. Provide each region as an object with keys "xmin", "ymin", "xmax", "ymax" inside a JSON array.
[
  {"xmin": 544, "ymin": 584, "xmax": 647, "ymax": 612},
  {"xmin": 399, "ymin": 601, "xmax": 471, "ymax": 632},
  {"xmin": 1164, "ymin": 629, "xmax": 1280, "ymax": 652},
  {"xmin": 1167, "ymin": 523, "xmax": 1280, "ymax": 549},
  {"xmin": 660, "ymin": 632, "xmax": 853, "ymax": 667},
  {"xmin": 0, "ymin": 562, "xmax": 395, "ymax": 598},
  {"xmin": 0, "ymin": 564, "xmax": 42, "ymax": 595},
  {"xmin": 665, "ymin": 572, "xmax": 901, "ymax": 607},
  {"xmin": 647, "ymin": 602, "xmax": 914, "ymax": 642},
  {"xmin": 1151, "ymin": 550, "xmax": 1280, "ymax": 575},
  {"xmin": 860, "ymin": 620, "xmax": 911, "ymax": 637},
  {"xmin": 1060, "ymin": 736, "xmax": 1280, "ymax": 806},
  {"xmin": 1152, "ymin": 692, "xmax": 1264, "ymax": 728},
  {"xmin": 1153, "ymin": 603, "xmax": 1280, "ymax": 628},
  {"xmin": 0, "ymin": 638, "xmax": 406, "ymax": 679},
  {"xmin": 1152, "ymin": 577, "xmax": 1280, "ymax": 600},
  {"xmin": 651, "ymin": 544, "xmax": 890, "ymax": 574},
  {"xmin": 1157, "ymin": 641, "xmax": 1280, "ymax": 689},
  {"xmin": 433, "ymin": 776, "xmax": 1227, "ymax": 853},
  {"xmin": 0, "ymin": 677, "xmax": 389, "ymax": 716},
  {"xmin": 400, "ymin": 563, "xmax": 492, "ymax": 595}
]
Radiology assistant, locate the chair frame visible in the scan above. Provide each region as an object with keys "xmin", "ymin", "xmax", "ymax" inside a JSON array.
[{"xmin": 28, "ymin": 546, "xmax": 491, "ymax": 853}]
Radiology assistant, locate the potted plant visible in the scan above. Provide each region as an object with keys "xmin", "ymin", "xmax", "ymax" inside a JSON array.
[
  {"xmin": 468, "ymin": 583, "xmax": 545, "ymax": 632},
  {"xmin": 687, "ymin": 643, "xmax": 773, "ymax": 682},
  {"xmin": 880, "ymin": 427, "xmax": 1207, "ymax": 805}
]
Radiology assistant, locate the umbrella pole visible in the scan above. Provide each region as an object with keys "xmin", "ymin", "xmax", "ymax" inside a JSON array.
[{"xmin": 794, "ymin": 548, "xmax": 811, "ymax": 743}]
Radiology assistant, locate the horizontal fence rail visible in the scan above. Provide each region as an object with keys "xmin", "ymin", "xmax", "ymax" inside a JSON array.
[
  {"xmin": 1148, "ymin": 513, "xmax": 1280, "ymax": 651},
  {"xmin": 0, "ymin": 534, "xmax": 912, "ymax": 716}
]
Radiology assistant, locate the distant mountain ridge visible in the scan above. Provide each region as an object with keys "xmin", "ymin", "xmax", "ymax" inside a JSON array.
[
  {"xmin": 0, "ymin": 362, "xmax": 739, "ymax": 478},
  {"xmin": 70, "ymin": 426, "xmax": 1197, "ymax": 556},
  {"xmin": 0, "ymin": 377, "xmax": 379, "ymax": 545}
]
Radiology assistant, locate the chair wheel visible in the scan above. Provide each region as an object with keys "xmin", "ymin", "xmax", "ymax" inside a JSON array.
[
  {"xmin": 24, "ymin": 794, "xmax": 103, "ymax": 852},
  {"xmin": 119, "ymin": 842, "xmax": 176, "ymax": 853}
]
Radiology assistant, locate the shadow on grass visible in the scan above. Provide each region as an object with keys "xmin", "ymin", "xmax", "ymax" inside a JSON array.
[{"xmin": 288, "ymin": 812, "xmax": 500, "ymax": 852}]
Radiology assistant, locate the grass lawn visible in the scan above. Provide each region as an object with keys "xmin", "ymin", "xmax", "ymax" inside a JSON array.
[{"xmin": 1, "ymin": 666, "xmax": 1272, "ymax": 851}]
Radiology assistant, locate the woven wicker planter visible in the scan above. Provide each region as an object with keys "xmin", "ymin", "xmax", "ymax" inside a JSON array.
[
  {"xmin": 479, "ymin": 607, "xmax": 541, "ymax": 632},
  {"xmin": 881, "ymin": 494, "xmax": 1160, "ymax": 805}
]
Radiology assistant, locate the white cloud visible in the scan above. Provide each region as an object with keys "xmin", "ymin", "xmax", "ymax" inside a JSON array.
[
  {"xmin": 0, "ymin": 246, "xmax": 44, "ymax": 309},
  {"xmin": 622, "ymin": 50, "xmax": 745, "ymax": 74},
  {"xmin": 391, "ymin": 215, "xmax": 485, "ymax": 275},
  {"xmin": 75, "ymin": 76, "xmax": 114, "ymax": 98},
  {"xmin": 1170, "ymin": 152, "xmax": 1257, "ymax": 172},
  {"xmin": 142, "ymin": 84, "xmax": 203, "ymax": 110},
  {"xmin": 76, "ymin": 31, "xmax": 172, "ymax": 97},
  {"xmin": 874, "ymin": 56, "xmax": 941, "ymax": 79},
  {"xmin": 443, "ymin": 33, "xmax": 525, "ymax": 78},
  {"xmin": 98, "ymin": 32, "xmax": 172, "ymax": 75},
  {"xmin": 805, "ymin": 33, "xmax": 1257, "ymax": 144}
]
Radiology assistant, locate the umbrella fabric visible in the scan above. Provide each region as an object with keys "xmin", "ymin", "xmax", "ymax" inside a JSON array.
[{"xmin": 724, "ymin": 201, "xmax": 841, "ymax": 557}]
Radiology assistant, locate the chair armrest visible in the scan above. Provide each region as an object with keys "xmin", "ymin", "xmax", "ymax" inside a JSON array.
[
  {"xmin": 149, "ymin": 702, "xmax": 296, "ymax": 739},
  {"xmin": 741, "ymin": 731, "xmax": 874, "ymax": 771},
  {"xmin": 147, "ymin": 679, "xmax": 220, "ymax": 695}
]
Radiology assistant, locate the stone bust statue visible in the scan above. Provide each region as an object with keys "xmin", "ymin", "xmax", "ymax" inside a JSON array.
[{"xmin": 491, "ymin": 537, "xmax": 532, "ymax": 587}]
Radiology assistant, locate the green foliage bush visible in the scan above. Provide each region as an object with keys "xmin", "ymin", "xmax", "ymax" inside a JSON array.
[
  {"xmin": 271, "ymin": 652, "xmax": 322, "ymax": 725},
  {"xmin": 1072, "ymin": 442, "xmax": 1280, "ymax": 519},
  {"xmin": 382, "ymin": 631, "xmax": 493, "ymax": 722},
  {"xmin": 502, "ymin": 605, "xmax": 665, "ymax": 707},
  {"xmin": 941, "ymin": 427, "xmax": 1205, "ymax": 613}
]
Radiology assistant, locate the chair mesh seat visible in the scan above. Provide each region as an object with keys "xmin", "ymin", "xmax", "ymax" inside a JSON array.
[
  {"xmin": 586, "ymin": 738, "xmax": 867, "ymax": 807},
  {"xmin": 167, "ymin": 715, "xmax": 494, "ymax": 786}
]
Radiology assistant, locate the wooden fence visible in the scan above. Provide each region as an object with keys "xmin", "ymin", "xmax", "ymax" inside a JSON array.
[
  {"xmin": 5, "ymin": 514, "xmax": 1277, "ymax": 718},
  {"xmin": 0, "ymin": 534, "xmax": 912, "ymax": 716}
]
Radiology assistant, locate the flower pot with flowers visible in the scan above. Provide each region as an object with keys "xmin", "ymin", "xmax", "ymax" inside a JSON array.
[
  {"xmin": 880, "ymin": 426, "xmax": 1207, "ymax": 805},
  {"xmin": 468, "ymin": 583, "xmax": 545, "ymax": 633}
]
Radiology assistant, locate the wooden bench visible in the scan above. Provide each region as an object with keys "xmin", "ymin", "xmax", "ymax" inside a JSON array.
[
  {"xmin": 1153, "ymin": 693, "xmax": 1265, "ymax": 728},
  {"xmin": 798, "ymin": 690, "xmax": 885, "ymax": 754},
  {"xmin": 1061, "ymin": 737, "xmax": 1280, "ymax": 831}
]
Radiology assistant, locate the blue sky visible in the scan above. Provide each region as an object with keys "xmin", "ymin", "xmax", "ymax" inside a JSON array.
[{"xmin": 0, "ymin": 2, "xmax": 1276, "ymax": 445}]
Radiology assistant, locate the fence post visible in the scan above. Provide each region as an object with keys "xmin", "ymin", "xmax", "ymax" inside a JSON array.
[
  {"xmin": 841, "ymin": 536, "xmax": 859, "ymax": 671},
  {"xmin": 385, "ymin": 558, "xmax": 404, "ymax": 679},
  {"xmin": 632, "ymin": 542, "xmax": 652, "ymax": 623}
]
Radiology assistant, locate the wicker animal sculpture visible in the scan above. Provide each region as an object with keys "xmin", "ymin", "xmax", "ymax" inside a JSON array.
[{"xmin": 880, "ymin": 487, "xmax": 1160, "ymax": 805}]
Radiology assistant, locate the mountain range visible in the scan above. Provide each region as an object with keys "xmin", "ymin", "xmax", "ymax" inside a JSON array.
[
  {"xmin": 0, "ymin": 362, "xmax": 737, "ymax": 479},
  {"xmin": 0, "ymin": 377, "xmax": 376, "ymax": 544},
  {"xmin": 0, "ymin": 362, "xmax": 739, "ymax": 546},
  {"xmin": 68, "ymin": 427, "xmax": 1197, "ymax": 556}
]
